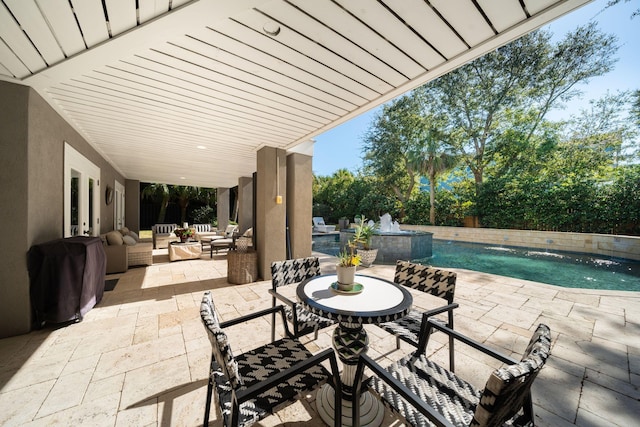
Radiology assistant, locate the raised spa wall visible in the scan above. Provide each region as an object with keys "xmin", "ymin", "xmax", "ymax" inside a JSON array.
[
  {"xmin": 401, "ymin": 225, "xmax": 640, "ymax": 262},
  {"xmin": 340, "ymin": 230, "xmax": 433, "ymax": 264}
]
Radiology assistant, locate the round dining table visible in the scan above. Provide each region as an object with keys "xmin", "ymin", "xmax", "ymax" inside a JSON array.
[{"xmin": 297, "ymin": 273, "xmax": 412, "ymax": 427}]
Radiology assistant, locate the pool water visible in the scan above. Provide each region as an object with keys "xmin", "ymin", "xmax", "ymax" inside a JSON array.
[{"xmin": 313, "ymin": 236, "xmax": 640, "ymax": 291}]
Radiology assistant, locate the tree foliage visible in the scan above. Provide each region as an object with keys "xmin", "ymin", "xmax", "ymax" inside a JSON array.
[{"xmin": 418, "ymin": 24, "xmax": 618, "ymax": 192}]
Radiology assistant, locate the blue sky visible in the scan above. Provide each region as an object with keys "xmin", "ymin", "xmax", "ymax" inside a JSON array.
[{"xmin": 312, "ymin": 0, "xmax": 639, "ymax": 177}]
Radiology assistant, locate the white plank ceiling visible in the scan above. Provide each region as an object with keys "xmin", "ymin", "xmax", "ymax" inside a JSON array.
[{"xmin": 0, "ymin": 0, "xmax": 591, "ymax": 188}]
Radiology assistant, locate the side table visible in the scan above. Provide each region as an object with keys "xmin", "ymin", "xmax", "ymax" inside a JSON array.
[{"xmin": 227, "ymin": 250, "xmax": 258, "ymax": 284}]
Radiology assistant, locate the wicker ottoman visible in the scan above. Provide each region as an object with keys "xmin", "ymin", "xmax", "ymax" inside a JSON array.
[{"xmin": 227, "ymin": 250, "xmax": 258, "ymax": 284}]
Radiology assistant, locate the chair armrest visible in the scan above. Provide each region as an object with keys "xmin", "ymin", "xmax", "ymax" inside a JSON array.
[
  {"xmin": 220, "ymin": 305, "xmax": 293, "ymax": 337},
  {"xmin": 353, "ymin": 354, "xmax": 452, "ymax": 427},
  {"xmin": 426, "ymin": 319, "xmax": 518, "ymax": 365},
  {"xmin": 267, "ymin": 289, "xmax": 297, "ymax": 307},
  {"xmin": 421, "ymin": 302, "xmax": 459, "ymax": 318}
]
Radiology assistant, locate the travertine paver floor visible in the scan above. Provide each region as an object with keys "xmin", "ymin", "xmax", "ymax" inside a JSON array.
[{"xmin": 0, "ymin": 248, "xmax": 638, "ymax": 426}]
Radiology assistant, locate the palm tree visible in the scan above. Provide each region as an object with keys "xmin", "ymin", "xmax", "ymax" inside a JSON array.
[
  {"xmin": 409, "ymin": 117, "xmax": 458, "ymax": 225},
  {"xmin": 171, "ymin": 186, "xmax": 201, "ymax": 224},
  {"xmin": 141, "ymin": 183, "xmax": 171, "ymax": 223}
]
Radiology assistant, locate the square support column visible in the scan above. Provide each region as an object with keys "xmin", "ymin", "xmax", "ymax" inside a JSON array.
[
  {"xmin": 217, "ymin": 187, "xmax": 230, "ymax": 231},
  {"xmin": 256, "ymin": 147, "xmax": 286, "ymax": 280},
  {"xmin": 287, "ymin": 153, "xmax": 313, "ymax": 259},
  {"xmin": 237, "ymin": 176, "xmax": 253, "ymax": 235}
]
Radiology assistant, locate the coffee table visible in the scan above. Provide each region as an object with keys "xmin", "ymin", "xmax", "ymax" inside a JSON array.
[
  {"xmin": 168, "ymin": 241, "xmax": 202, "ymax": 261},
  {"xmin": 297, "ymin": 274, "xmax": 412, "ymax": 426}
]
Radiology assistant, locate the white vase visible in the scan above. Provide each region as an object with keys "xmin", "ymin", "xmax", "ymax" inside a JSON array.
[{"xmin": 336, "ymin": 265, "xmax": 356, "ymax": 290}]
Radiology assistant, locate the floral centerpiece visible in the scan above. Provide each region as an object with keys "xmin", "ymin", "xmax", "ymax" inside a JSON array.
[{"xmin": 174, "ymin": 227, "xmax": 194, "ymax": 242}]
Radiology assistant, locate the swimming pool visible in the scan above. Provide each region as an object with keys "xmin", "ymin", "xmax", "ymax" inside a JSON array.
[{"xmin": 312, "ymin": 235, "xmax": 640, "ymax": 291}]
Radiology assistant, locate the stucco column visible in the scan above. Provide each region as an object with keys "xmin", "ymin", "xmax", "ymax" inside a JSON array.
[
  {"xmin": 217, "ymin": 187, "xmax": 230, "ymax": 231},
  {"xmin": 125, "ymin": 179, "xmax": 139, "ymax": 233},
  {"xmin": 256, "ymin": 147, "xmax": 287, "ymax": 280},
  {"xmin": 287, "ymin": 152, "xmax": 313, "ymax": 259},
  {"xmin": 237, "ymin": 176, "xmax": 253, "ymax": 235}
]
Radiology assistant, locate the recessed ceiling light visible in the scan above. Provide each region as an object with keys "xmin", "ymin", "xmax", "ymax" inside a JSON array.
[
  {"xmin": 197, "ymin": 145, "xmax": 207, "ymax": 150},
  {"xmin": 263, "ymin": 22, "xmax": 281, "ymax": 36},
  {"xmin": 180, "ymin": 176, "xmax": 186, "ymax": 180}
]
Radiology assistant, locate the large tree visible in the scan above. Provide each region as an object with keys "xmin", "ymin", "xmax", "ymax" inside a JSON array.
[
  {"xmin": 418, "ymin": 23, "xmax": 618, "ymax": 193},
  {"xmin": 362, "ymin": 93, "xmax": 448, "ymax": 220}
]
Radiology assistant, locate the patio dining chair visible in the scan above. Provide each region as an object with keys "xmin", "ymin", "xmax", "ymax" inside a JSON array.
[
  {"xmin": 200, "ymin": 291, "xmax": 342, "ymax": 427},
  {"xmin": 269, "ymin": 257, "xmax": 336, "ymax": 341},
  {"xmin": 353, "ymin": 321, "xmax": 551, "ymax": 427},
  {"xmin": 378, "ymin": 260, "xmax": 459, "ymax": 370}
]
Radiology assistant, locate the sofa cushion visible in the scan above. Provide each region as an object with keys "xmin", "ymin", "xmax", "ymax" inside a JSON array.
[
  {"xmin": 119, "ymin": 227, "xmax": 130, "ymax": 235},
  {"xmin": 106, "ymin": 230, "xmax": 124, "ymax": 245},
  {"xmin": 123, "ymin": 235, "xmax": 137, "ymax": 246},
  {"xmin": 128, "ymin": 231, "xmax": 139, "ymax": 242}
]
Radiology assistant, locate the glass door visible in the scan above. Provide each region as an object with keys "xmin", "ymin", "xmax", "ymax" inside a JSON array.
[
  {"xmin": 65, "ymin": 143, "xmax": 100, "ymax": 237},
  {"xmin": 114, "ymin": 180, "xmax": 125, "ymax": 230}
]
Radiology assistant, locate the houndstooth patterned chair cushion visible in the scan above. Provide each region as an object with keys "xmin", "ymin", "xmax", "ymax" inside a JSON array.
[
  {"xmin": 213, "ymin": 337, "xmax": 330, "ymax": 427},
  {"xmin": 200, "ymin": 291, "xmax": 332, "ymax": 427},
  {"xmin": 369, "ymin": 324, "xmax": 551, "ymax": 427},
  {"xmin": 271, "ymin": 257, "xmax": 321, "ymax": 288},
  {"xmin": 379, "ymin": 261, "xmax": 457, "ymax": 347},
  {"xmin": 271, "ymin": 257, "xmax": 335, "ymax": 336},
  {"xmin": 394, "ymin": 260, "xmax": 456, "ymax": 302}
]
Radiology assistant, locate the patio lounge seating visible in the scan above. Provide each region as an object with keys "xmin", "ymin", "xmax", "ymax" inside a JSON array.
[
  {"xmin": 379, "ymin": 260, "xmax": 458, "ymax": 370},
  {"xmin": 353, "ymin": 321, "xmax": 551, "ymax": 427},
  {"xmin": 200, "ymin": 291, "xmax": 342, "ymax": 427},
  {"xmin": 312, "ymin": 217, "xmax": 334, "ymax": 233},
  {"xmin": 209, "ymin": 225, "xmax": 241, "ymax": 256},
  {"xmin": 151, "ymin": 223, "xmax": 178, "ymax": 249},
  {"xmin": 269, "ymin": 257, "xmax": 336, "ymax": 341},
  {"xmin": 193, "ymin": 223, "xmax": 220, "ymax": 243}
]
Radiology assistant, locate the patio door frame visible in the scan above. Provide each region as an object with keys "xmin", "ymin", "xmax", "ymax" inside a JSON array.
[
  {"xmin": 114, "ymin": 180, "xmax": 125, "ymax": 230},
  {"xmin": 64, "ymin": 143, "xmax": 100, "ymax": 237}
]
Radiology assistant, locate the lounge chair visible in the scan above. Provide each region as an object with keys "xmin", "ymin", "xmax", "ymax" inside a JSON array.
[{"xmin": 312, "ymin": 217, "xmax": 334, "ymax": 233}]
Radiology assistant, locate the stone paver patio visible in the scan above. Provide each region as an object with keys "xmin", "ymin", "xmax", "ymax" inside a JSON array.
[{"xmin": 1, "ymin": 248, "xmax": 638, "ymax": 426}]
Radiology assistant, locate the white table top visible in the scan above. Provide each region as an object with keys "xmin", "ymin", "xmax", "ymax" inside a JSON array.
[{"xmin": 296, "ymin": 274, "xmax": 412, "ymax": 324}]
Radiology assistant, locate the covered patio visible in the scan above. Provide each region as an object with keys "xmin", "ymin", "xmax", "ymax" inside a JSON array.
[{"xmin": 0, "ymin": 251, "xmax": 638, "ymax": 425}]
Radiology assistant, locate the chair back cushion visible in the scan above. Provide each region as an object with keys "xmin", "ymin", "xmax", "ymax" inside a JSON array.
[
  {"xmin": 394, "ymin": 260, "xmax": 456, "ymax": 303},
  {"xmin": 153, "ymin": 223, "xmax": 177, "ymax": 234},
  {"xmin": 470, "ymin": 324, "xmax": 551, "ymax": 427},
  {"xmin": 193, "ymin": 224, "xmax": 211, "ymax": 232},
  {"xmin": 271, "ymin": 257, "xmax": 320, "ymax": 289},
  {"xmin": 312, "ymin": 217, "xmax": 326, "ymax": 226},
  {"xmin": 224, "ymin": 225, "xmax": 238, "ymax": 237},
  {"xmin": 200, "ymin": 291, "xmax": 243, "ymax": 389}
]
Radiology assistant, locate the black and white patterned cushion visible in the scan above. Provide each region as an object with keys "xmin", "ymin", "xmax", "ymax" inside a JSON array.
[
  {"xmin": 470, "ymin": 324, "xmax": 551, "ymax": 427},
  {"xmin": 200, "ymin": 291, "xmax": 333, "ymax": 427},
  {"xmin": 271, "ymin": 257, "xmax": 321, "ymax": 288},
  {"xmin": 394, "ymin": 260, "xmax": 456, "ymax": 302},
  {"xmin": 379, "ymin": 261, "xmax": 457, "ymax": 346},
  {"xmin": 369, "ymin": 324, "xmax": 551, "ymax": 427},
  {"xmin": 200, "ymin": 292, "xmax": 243, "ymax": 389},
  {"xmin": 271, "ymin": 257, "xmax": 334, "ymax": 335}
]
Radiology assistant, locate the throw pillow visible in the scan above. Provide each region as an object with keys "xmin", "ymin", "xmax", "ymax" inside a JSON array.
[
  {"xmin": 128, "ymin": 231, "xmax": 139, "ymax": 242},
  {"xmin": 122, "ymin": 235, "xmax": 137, "ymax": 246},
  {"xmin": 119, "ymin": 227, "xmax": 130, "ymax": 235},
  {"xmin": 106, "ymin": 230, "xmax": 124, "ymax": 245},
  {"xmin": 243, "ymin": 227, "xmax": 253, "ymax": 237}
]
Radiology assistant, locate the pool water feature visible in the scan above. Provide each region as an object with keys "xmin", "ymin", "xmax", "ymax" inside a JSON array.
[{"xmin": 312, "ymin": 235, "xmax": 640, "ymax": 291}]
